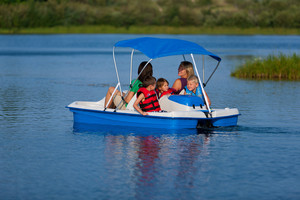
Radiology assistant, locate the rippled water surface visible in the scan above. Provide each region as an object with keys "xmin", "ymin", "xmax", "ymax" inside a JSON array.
[{"xmin": 1, "ymin": 34, "xmax": 300, "ymax": 200}]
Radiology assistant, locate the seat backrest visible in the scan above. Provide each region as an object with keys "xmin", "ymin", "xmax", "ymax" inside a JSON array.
[
  {"xmin": 159, "ymin": 95, "xmax": 207, "ymax": 112},
  {"xmin": 126, "ymin": 94, "xmax": 137, "ymax": 111}
]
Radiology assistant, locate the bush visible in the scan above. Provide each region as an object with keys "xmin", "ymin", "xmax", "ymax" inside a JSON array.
[{"xmin": 0, "ymin": 0, "xmax": 300, "ymax": 29}]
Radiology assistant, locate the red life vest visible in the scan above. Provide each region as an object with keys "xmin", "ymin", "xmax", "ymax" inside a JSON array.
[
  {"xmin": 155, "ymin": 88, "xmax": 176, "ymax": 99},
  {"xmin": 137, "ymin": 87, "xmax": 161, "ymax": 112}
]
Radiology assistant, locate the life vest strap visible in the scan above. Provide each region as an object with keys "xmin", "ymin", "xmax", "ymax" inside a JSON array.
[
  {"xmin": 141, "ymin": 105, "xmax": 161, "ymax": 112},
  {"xmin": 139, "ymin": 99, "xmax": 159, "ymax": 109}
]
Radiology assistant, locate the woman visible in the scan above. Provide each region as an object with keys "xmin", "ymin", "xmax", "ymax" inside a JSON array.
[
  {"xmin": 104, "ymin": 61, "xmax": 153, "ymax": 109},
  {"xmin": 171, "ymin": 61, "xmax": 194, "ymax": 94}
]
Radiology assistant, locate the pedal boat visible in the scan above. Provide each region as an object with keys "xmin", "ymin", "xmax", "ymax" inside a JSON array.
[{"xmin": 67, "ymin": 37, "xmax": 240, "ymax": 129}]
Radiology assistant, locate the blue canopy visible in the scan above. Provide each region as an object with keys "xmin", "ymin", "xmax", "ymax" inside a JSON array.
[{"xmin": 114, "ymin": 37, "xmax": 221, "ymax": 62}]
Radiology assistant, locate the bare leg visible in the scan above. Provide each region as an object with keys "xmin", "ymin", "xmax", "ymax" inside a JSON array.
[{"xmin": 104, "ymin": 87, "xmax": 120, "ymax": 108}]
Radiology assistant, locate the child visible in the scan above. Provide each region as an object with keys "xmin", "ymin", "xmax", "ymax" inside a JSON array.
[
  {"xmin": 184, "ymin": 75, "xmax": 211, "ymax": 106},
  {"xmin": 134, "ymin": 76, "xmax": 161, "ymax": 116},
  {"xmin": 155, "ymin": 78, "xmax": 176, "ymax": 99}
]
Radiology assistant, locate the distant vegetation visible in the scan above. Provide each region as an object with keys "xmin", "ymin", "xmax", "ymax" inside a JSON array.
[
  {"xmin": 231, "ymin": 54, "xmax": 300, "ymax": 80},
  {"xmin": 0, "ymin": 0, "xmax": 300, "ymax": 33}
]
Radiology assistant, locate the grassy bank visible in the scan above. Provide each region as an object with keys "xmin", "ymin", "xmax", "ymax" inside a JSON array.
[
  {"xmin": 1, "ymin": 0, "xmax": 300, "ymax": 31},
  {"xmin": 1, "ymin": 25, "xmax": 300, "ymax": 35},
  {"xmin": 231, "ymin": 54, "xmax": 300, "ymax": 80}
]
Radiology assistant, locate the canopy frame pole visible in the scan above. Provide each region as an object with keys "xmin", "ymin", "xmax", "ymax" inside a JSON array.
[
  {"xmin": 202, "ymin": 55, "xmax": 205, "ymax": 84},
  {"xmin": 191, "ymin": 54, "xmax": 211, "ymax": 114},
  {"xmin": 204, "ymin": 61, "xmax": 220, "ymax": 87},
  {"xmin": 104, "ymin": 82, "xmax": 120, "ymax": 110},
  {"xmin": 182, "ymin": 54, "xmax": 186, "ymax": 61},
  {"xmin": 114, "ymin": 58, "xmax": 153, "ymax": 112},
  {"xmin": 130, "ymin": 49, "xmax": 134, "ymax": 84},
  {"xmin": 113, "ymin": 46, "xmax": 122, "ymax": 93}
]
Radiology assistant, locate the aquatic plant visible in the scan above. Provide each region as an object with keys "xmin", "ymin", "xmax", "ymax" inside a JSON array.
[{"xmin": 231, "ymin": 53, "xmax": 300, "ymax": 80}]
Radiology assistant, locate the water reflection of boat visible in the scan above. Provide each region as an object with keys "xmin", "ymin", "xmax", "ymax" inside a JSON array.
[
  {"xmin": 73, "ymin": 123, "xmax": 213, "ymax": 136},
  {"xmin": 67, "ymin": 37, "xmax": 240, "ymax": 129},
  {"xmin": 101, "ymin": 130, "xmax": 213, "ymax": 198}
]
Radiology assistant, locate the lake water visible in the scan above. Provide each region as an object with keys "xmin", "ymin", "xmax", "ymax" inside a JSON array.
[{"xmin": 1, "ymin": 34, "xmax": 300, "ymax": 200}]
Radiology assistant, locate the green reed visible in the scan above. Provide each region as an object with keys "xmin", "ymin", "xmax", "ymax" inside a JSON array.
[{"xmin": 231, "ymin": 53, "xmax": 300, "ymax": 80}]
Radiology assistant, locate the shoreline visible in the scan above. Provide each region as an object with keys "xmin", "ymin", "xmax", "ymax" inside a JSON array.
[{"xmin": 1, "ymin": 25, "xmax": 300, "ymax": 35}]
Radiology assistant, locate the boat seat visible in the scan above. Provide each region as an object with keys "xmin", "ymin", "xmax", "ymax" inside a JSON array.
[
  {"xmin": 126, "ymin": 94, "xmax": 137, "ymax": 111},
  {"xmin": 159, "ymin": 95, "xmax": 206, "ymax": 112}
]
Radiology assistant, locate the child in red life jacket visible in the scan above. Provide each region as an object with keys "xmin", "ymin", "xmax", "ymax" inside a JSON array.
[
  {"xmin": 134, "ymin": 76, "xmax": 161, "ymax": 116},
  {"xmin": 155, "ymin": 78, "xmax": 176, "ymax": 99}
]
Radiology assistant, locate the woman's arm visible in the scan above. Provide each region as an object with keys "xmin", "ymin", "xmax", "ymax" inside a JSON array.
[
  {"xmin": 172, "ymin": 79, "xmax": 182, "ymax": 92},
  {"xmin": 133, "ymin": 93, "xmax": 148, "ymax": 115},
  {"xmin": 204, "ymin": 90, "xmax": 211, "ymax": 106}
]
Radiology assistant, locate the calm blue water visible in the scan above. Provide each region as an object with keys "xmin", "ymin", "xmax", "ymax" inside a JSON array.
[{"xmin": 1, "ymin": 34, "xmax": 300, "ymax": 200}]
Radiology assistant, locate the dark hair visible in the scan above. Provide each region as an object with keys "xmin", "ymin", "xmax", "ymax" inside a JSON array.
[
  {"xmin": 138, "ymin": 61, "xmax": 153, "ymax": 82},
  {"xmin": 142, "ymin": 76, "xmax": 156, "ymax": 87},
  {"xmin": 156, "ymin": 78, "xmax": 169, "ymax": 89}
]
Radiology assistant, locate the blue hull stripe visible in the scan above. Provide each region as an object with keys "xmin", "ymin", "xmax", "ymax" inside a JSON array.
[{"xmin": 67, "ymin": 107, "xmax": 240, "ymax": 129}]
